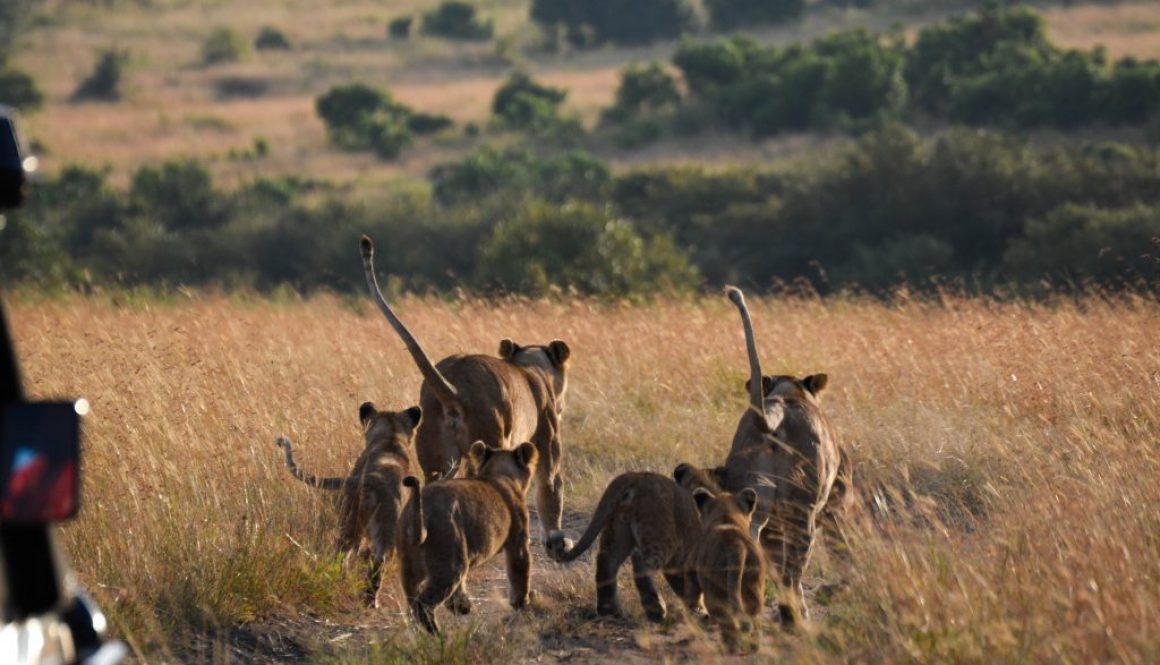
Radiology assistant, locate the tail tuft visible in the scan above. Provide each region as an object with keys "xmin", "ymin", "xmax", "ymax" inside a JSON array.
[
  {"xmin": 726, "ymin": 286, "xmax": 745, "ymax": 307},
  {"xmin": 403, "ymin": 475, "xmax": 421, "ymax": 489},
  {"xmin": 275, "ymin": 436, "xmax": 291, "ymax": 451},
  {"xmin": 360, "ymin": 235, "xmax": 374, "ymax": 258},
  {"xmin": 546, "ymin": 530, "xmax": 569, "ymax": 562}
]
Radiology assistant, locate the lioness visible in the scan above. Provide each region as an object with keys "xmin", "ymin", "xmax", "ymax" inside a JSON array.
[
  {"xmin": 397, "ymin": 441, "xmax": 538, "ymax": 634},
  {"xmin": 361, "ymin": 235, "xmax": 571, "ymax": 543},
  {"xmin": 686, "ymin": 487, "xmax": 766, "ymax": 653},
  {"xmin": 275, "ymin": 402, "xmax": 421, "ymax": 606},
  {"xmin": 546, "ymin": 464, "xmax": 723, "ymax": 622},
  {"xmin": 722, "ymin": 286, "xmax": 842, "ymax": 625}
]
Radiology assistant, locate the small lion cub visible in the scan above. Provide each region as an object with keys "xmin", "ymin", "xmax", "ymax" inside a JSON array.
[
  {"xmin": 686, "ymin": 487, "xmax": 767, "ymax": 653},
  {"xmin": 275, "ymin": 402, "xmax": 421, "ymax": 607},
  {"xmin": 397, "ymin": 441, "xmax": 538, "ymax": 634}
]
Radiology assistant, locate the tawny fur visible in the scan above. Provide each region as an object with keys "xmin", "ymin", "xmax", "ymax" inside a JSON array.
[
  {"xmin": 545, "ymin": 465, "xmax": 724, "ymax": 622},
  {"xmin": 686, "ymin": 488, "xmax": 766, "ymax": 653},
  {"xmin": 396, "ymin": 441, "xmax": 539, "ymax": 634},
  {"xmin": 722, "ymin": 286, "xmax": 843, "ymax": 625},
  {"xmin": 361, "ymin": 235, "xmax": 571, "ymax": 542},
  {"xmin": 275, "ymin": 402, "xmax": 420, "ymax": 607}
]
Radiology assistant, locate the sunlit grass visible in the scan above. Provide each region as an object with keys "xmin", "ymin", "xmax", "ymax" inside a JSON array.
[{"xmin": 8, "ymin": 290, "xmax": 1160, "ymax": 661}]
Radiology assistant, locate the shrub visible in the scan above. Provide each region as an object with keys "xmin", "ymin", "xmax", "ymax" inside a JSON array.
[
  {"xmin": 705, "ymin": 0, "xmax": 806, "ymax": 30},
  {"xmin": 477, "ymin": 200, "xmax": 697, "ymax": 296},
  {"xmin": 388, "ymin": 16, "xmax": 413, "ymax": 39},
  {"xmin": 605, "ymin": 62, "xmax": 680, "ymax": 119},
  {"xmin": 406, "ymin": 112, "xmax": 454, "ymax": 135},
  {"xmin": 430, "ymin": 146, "xmax": 610, "ymax": 205},
  {"xmin": 315, "ymin": 83, "xmax": 430, "ymax": 159},
  {"xmin": 1004, "ymin": 204, "xmax": 1160, "ymax": 286},
  {"xmin": 73, "ymin": 48, "xmax": 129, "ymax": 102},
  {"xmin": 0, "ymin": 67, "xmax": 43, "ymax": 110},
  {"xmin": 254, "ymin": 26, "xmax": 292, "ymax": 50},
  {"xmin": 492, "ymin": 71, "xmax": 566, "ymax": 121},
  {"xmin": 201, "ymin": 27, "xmax": 247, "ymax": 66},
  {"xmin": 421, "ymin": 1, "xmax": 493, "ymax": 41},
  {"xmin": 531, "ymin": 0, "xmax": 694, "ymax": 48},
  {"xmin": 490, "ymin": 71, "xmax": 583, "ymax": 141},
  {"xmin": 130, "ymin": 159, "xmax": 229, "ymax": 232},
  {"xmin": 673, "ymin": 30, "xmax": 906, "ymax": 136}
]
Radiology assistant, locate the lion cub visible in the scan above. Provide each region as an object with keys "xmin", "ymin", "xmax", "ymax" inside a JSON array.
[
  {"xmin": 397, "ymin": 441, "xmax": 538, "ymax": 634},
  {"xmin": 546, "ymin": 464, "xmax": 722, "ymax": 622},
  {"xmin": 686, "ymin": 487, "xmax": 766, "ymax": 653},
  {"xmin": 275, "ymin": 402, "xmax": 421, "ymax": 607}
]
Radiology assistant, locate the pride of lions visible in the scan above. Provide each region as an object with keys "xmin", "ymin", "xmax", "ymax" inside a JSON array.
[{"xmin": 274, "ymin": 236, "xmax": 853, "ymax": 653}]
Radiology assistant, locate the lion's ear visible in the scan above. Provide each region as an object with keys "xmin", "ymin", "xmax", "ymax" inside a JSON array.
[
  {"xmin": 498, "ymin": 339, "xmax": 519, "ymax": 359},
  {"xmin": 693, "ymin": 488, "xmax": 714, "ymax": 513},
  {"xmin": 803, "ymin": 373, "xmax": 829, "ymax": 396},
  {"xmin": 672, "ymin": 463, "xmax": 693, "ymax": 484},
  {"xmin": 737, "ymin": 488, "xmax": 759, "ymax": 517},
  {"xmin": 468, "ymin": 441, "xmax": 490, "ymax": 469},
  {"xmin": 547, "ymin": 340, "xmax": 571, "ymax": 367},
  {"xmin": 403, "ymin": 406, "xmax": 422, "ymax": 430},
  {"xmin": 514, "ymin": 441, "xmax": 538, "ymax": 469},
  {"xmin": 359, "ymin": 402, "xmax": 376, "ymax": 428}
]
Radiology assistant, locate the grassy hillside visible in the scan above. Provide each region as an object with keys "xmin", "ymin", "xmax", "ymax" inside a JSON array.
[
  {"xmin": 12, "ymin": 1, "xmax": 1160, "ymax": 185},
  {"xmin": 10, "ymin": 292, "xmax": 1160, "ymax": 661}
]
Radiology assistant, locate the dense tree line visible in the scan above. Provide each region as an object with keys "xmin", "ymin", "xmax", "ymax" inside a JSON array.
[
  {"xmin": 3, "ymin": 128, "xmax": 1157, "ymax": 296},
  {"xmin": 604, "ymin": 6, "xmax": 1160, "ymax": 142}
]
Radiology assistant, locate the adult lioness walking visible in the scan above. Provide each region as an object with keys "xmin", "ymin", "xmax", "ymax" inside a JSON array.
[
  {"xmin": 722, "ymin": 286, "xmax": 842, "ymax": 625},
  {"xmin": 360, "ymin": 235, "xmax": 572, "ymax": 542}
]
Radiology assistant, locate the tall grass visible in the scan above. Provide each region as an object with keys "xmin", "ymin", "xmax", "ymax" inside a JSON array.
[{"xmin": 8, "ymin": 291, "xmax": 1160, "ymax": 661}]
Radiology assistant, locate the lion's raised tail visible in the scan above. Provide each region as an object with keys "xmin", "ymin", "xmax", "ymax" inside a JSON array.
[
  {"xmin": 402, "ymin": 476, "xmax": 428, "ymax": 546},
  {"xmin": 275, "ymin": 437, "xmax": 353, "ymax": 490},
  {"xmin": 361, "ymin": 235, "xmax": 460, "ymax": 410},
  {"xmin": 726, "ymin": 286, "xmax": 770, "ymax": 432},
  {"xmin": 547, "ymin": 479, "xmax": 632, "ymax": 563}
]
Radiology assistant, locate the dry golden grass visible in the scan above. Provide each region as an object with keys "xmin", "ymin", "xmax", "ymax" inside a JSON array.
[
  {"xmin": 8, "ymin": 291, "xmax": 1160, "ymax": 662},
  {"xmin": 1044, "ymin": 2, "xmax": 1160, "ymax": 60}
]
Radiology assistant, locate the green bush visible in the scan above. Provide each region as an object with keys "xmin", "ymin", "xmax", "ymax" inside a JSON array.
[
  {"xmin": 201, "ymin": 27, "xmax": 247, "ymax": 66},
  {"xmin": 491, "ymin": 71, "xmax": 583, "ymax": 141},
  {"xmin": 601, "ymin": 62, "xmax": 681, "ymax": 130},
  {"xmin": 477, "ymin": 200, "xmax": 698, "ymax": 296},
  {"xmin": 421, "ymin": 1, "xmax": 493, "ymax": 41},
  {"xmin": 705, "ymin": 0, "xmax": 806, "ymax": 30},
  {"xmin": 903, "ymin": 5, "xmax": 1160, "ymax": 129},
  {"xmin": 1004, "ymin": 204, "xmax": 1160, "ymax": 286},
  {"xmin": 0, "ymin": 67, "xmax": 43, "ymax": 110},
  {"xmin": 73, "ymin": 48, "xmax": 129, "ymax": 102},
  {"xmin": 388, "ymin": 16, "xmax": 413, "ymax": 39},
  {"xmin": 314, "ymin": 83, "xmax": 446, "ymax": 159},
  {"xmin": 430, "ymin": 146, "xmax": 610, "ymax": 205},
  {"xmin": 492, "ymin": 71, "xmax": 566, "ymax": 123},
  {"xmin": 254, "ymin": 26, "xmax": 292, "ymax": 50},
  {"xmin": 531, "ymin": 0, "xmax": 695, "ymax": 48},
  {"xmin": 671, "ymin": 30, "xmax": 906, "ymax": 136},
  {"xmin": 130, "ymin": 159, "xmax": 230, "ymax": 232}
]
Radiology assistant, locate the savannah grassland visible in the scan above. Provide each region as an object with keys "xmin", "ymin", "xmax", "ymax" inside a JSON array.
[
  {"xmin": 9, "ymin": 291, "xmax": 1160, "ymax": 663},
  {"xmin": 7, "ymin": 0, "xmax": 1160, "ymax": 662},
  {"xmin": 15, "ymin": 0, "xmax": 1160, "ymax": 186}
]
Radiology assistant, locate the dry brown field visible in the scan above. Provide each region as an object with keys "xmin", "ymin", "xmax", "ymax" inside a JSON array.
[{"xmin": 8, "ymin": 291, "xmax": 1160, "ymax": 662}]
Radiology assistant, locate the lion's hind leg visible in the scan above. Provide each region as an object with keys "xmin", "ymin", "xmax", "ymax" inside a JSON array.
[
  {"xmin": 631, "ymin": 546, "xmax": 669, "ymax": 623},
  {"xmin": 594, "ymin": 521, "xmax": 633, "ymax": 617}
]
